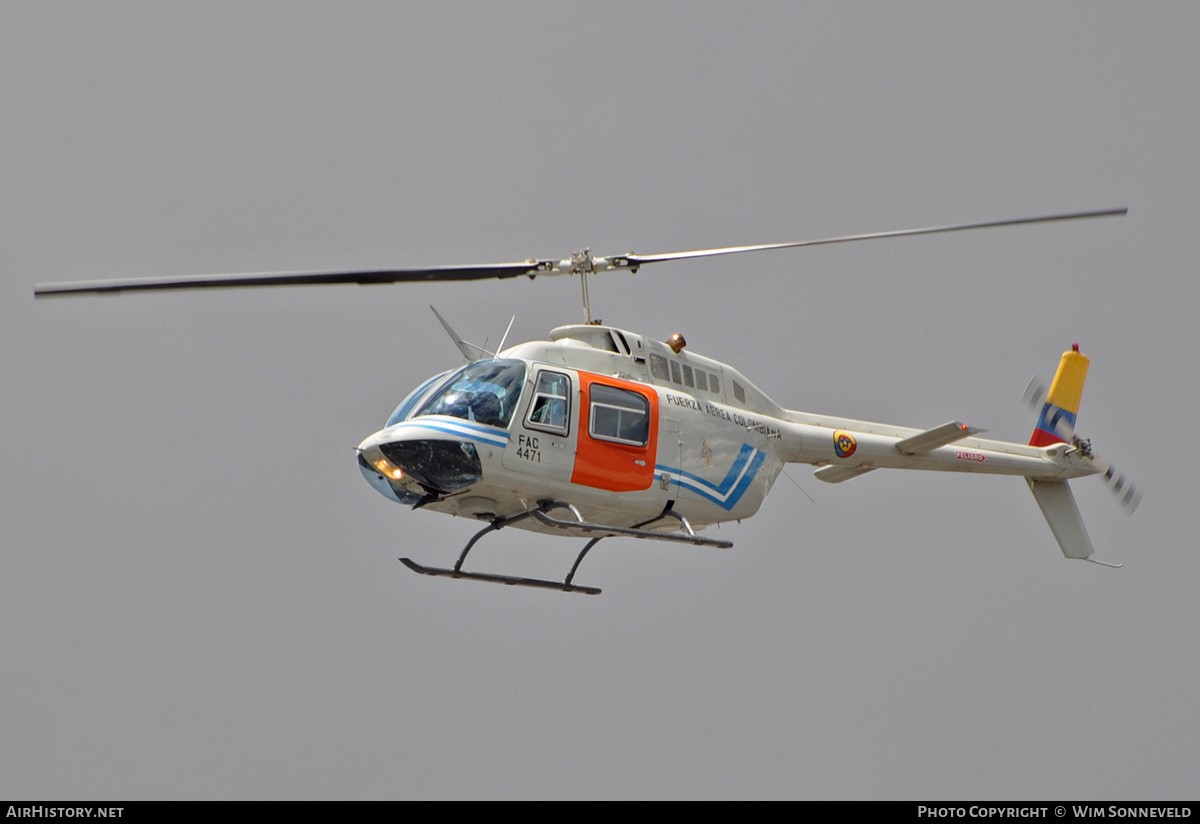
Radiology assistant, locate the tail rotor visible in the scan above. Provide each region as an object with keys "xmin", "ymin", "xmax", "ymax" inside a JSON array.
[
  {"xmin": 1094, "ymin": 453, "xmax": 1143, "ymax": 514},
  {"xmin": 1025, "ymin": 350, "xmax": 1141, "ymax": 514}
]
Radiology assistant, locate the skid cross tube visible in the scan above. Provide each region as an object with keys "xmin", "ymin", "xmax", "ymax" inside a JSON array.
[
  {"xmin": 528, "ymin": 505, "xmax": 732, "ymax": 548},
  {"xmin": 399, "ymin": 501, "xmax": 732, "ymax": 594},
  {"xmin": 400, "ymin": 505, "xmax": 602, "ymax": 594}
]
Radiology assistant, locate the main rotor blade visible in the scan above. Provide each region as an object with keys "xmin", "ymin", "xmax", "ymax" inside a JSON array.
[
  {"xmin": 33, "ymin": 261, "xmax": 554, "ymax": 297},
  {"xmin": 611, "ymin": 208, "xmax": 1127, "ymax": 267},
  {"xmin": 33, "ymin": 207, "xmax": 1126, "ymax": 297}
]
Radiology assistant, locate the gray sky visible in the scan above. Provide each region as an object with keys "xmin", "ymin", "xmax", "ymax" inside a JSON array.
[{"xmin": 3, "ymin": 1, "xmax": 1197, "ymax": 800}]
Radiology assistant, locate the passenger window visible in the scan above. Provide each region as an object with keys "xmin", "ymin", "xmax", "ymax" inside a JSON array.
[
  {"xmin": 682, "ymin": 364, "xmax": 694, "ymax": 388},
  {"xmin": 589, "ymin": 384, "xmax": 650, "ymax": 446},
  {"xmin": 526, "ymin": 371, "xmax": 571, "ymax": 435},
  {"xmin": 733, "ymin": 380, "xmax": 746, "ymax": 404},
  {"xmin": 709, "ymin": 373, "xmax": 720, "ymax": 394},
  {"xmin": 694, "ymin": 368, "xmax": 707, "ymax": 392},
  {"xmin": 649, "ymin": 353, "xmax": 670, "ymax": 381},
  {"xmin": 670, "ymin": 361, "xmax": 682, "ymax": 385}
]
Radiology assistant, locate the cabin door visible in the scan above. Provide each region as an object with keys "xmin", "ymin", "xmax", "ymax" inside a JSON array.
[{"xmin": 570, "ymin": 373, "xmax": 658, "ymax": 492}]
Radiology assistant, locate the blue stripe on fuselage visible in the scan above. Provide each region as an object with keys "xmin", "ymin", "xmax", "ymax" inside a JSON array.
[
  {"xmin": 388, "ymin": 416, "xmax": 511, "ymax": 448},
  {"xmin": 656, "ymin": 444, "xmax": 766, "ymax": 511}
]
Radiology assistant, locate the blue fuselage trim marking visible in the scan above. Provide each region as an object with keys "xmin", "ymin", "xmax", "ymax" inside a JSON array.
[
  {"xmin": 388, "ymin": 417, "xmax": 511, "ymax": 448},
  {"xmin": 656, "ymin": 444, "xmax": 766, "ymax": 510}
]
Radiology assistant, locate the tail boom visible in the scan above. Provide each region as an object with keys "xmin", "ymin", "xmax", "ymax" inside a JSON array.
[
  {"xmin": 766, "ymin": 342, "xmax": 1126, "ymax": 563},
  {"xmin": 778, "ymin": 413, "xmax": 1088, "ymax": 481}
]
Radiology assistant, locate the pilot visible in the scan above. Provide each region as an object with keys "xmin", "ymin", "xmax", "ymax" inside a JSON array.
[
  {"xmin": 530, "ymin": 396, "xmax": 566, "ymax": 430},
  {"xmin": 469, "ymin": 391, "xmax": 503, "ymax": 426}
]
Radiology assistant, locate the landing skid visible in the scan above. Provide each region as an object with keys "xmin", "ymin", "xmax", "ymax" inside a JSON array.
[
  {"xmin": 400, "ymin": 557, "xmax": 603, "ymax": 595},
  {"xmin": 399, "ymin": 500, "xmax": 732, "ymax": 594}
]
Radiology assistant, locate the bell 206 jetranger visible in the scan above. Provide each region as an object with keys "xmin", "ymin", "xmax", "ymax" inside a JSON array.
[{"xmin": 34, "ymin": 208, "xmax": 1137, "ymax": 594}]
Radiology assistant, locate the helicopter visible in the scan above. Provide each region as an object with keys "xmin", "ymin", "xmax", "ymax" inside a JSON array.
[{"xmin": 34, "ymin": 208, "xmax": 1137, "ymax": 594}]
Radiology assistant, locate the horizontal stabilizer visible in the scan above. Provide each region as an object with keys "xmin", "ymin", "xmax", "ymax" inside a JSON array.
[
  {"xmin": 814, "ymin": 465, "xmax": 876, "ymax": 484},
  {"xmin": 895, "ymin": 421, "xmax": 984, "ymax": 455},
  {"xmin": 1027, "ymin": 479, "xmax": 1094, "ymax": 560}
]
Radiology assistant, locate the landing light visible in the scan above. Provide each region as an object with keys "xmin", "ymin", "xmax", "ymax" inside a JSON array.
[{"xmin": 371, "ymin": 456, "xmax": 404, "ymax": 480}]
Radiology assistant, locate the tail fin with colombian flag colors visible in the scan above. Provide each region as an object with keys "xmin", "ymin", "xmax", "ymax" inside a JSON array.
[
  {"xmin": 1025, "ymin": 344, "xmax": 1132, "ymax": 566},
  {"xmin": 1029, "ymin": 344, "xmax": 1089, "ymax": 447}
]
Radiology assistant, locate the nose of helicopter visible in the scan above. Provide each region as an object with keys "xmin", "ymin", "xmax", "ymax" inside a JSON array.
[{"xmin": 357, "ymin": 429, "xmax": 483, "ymax": 503}]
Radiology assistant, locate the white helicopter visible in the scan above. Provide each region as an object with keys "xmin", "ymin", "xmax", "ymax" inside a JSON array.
[{"xmin": 35, "ymin": 208, "xmax": 1137, "ymax": 594}]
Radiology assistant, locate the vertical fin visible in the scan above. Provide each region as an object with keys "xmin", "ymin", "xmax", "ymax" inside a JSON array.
[
  {"xmin": 1029, "ymin": 344, "xmax": 1090, "ymax": 446},
  {"xmin": 1027, "ymin": 479, "xmax": 1094, "ymax": 560}
]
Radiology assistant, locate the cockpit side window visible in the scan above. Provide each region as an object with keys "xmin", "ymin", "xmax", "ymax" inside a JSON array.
[
  {"xmin": 415, "ymin": 359, "xmax": 527, "ymax": 428},
  {"xmin": 525, "ymin": 370, "xmax": 571, "ymax": 436}
]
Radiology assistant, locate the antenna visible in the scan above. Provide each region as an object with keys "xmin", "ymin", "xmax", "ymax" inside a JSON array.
[{"xmin": 496, "ymin": 315, "xmax": 516, "ymax": 354}]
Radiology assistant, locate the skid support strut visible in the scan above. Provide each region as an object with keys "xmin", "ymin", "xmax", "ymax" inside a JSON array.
[{"xmin": 399, "ymin": 500, "xmax": 732, "ymax": 595}]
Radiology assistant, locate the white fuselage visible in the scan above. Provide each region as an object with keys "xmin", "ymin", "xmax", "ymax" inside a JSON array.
[{"xmin": 356, "ymin": 324, "xmax": 1095, "ymax": 539}]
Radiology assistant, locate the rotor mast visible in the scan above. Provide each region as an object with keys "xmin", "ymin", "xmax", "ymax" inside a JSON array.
[{"xmin": 570, "ymin": 249, "xmax": 597, "ymax": 324}]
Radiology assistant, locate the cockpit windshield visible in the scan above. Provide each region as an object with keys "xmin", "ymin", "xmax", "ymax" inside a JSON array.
[
  {"xmin": 414, "ymin": 359, "xmax": 527, "ymax": 428},
  {"xmin": 386, "ymin": 370, "xmax": 453, "ymax": 428}
]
